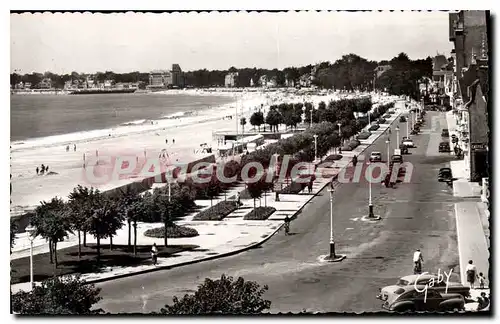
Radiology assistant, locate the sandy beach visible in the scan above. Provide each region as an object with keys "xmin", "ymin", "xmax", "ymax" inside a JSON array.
[{"xmin": 10, "ymin": 89, "xmax": 391, "ymax": 216}]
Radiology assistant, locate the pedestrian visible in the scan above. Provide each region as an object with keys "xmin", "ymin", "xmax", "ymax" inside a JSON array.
[
  {"xmin": 413, "ymin": 248, "xmax": 423, "ymax": 274},
  {"xmin": 477, "ymin": 292, "xmax": 490, "ymax": 311},
  {"xmin": 45, "ymin": 165, "xmax": 49, "ymax": 173},
  {"xmin": 165, "ymin": 139, "xmax": 168, "ymax": 144},
  {"xmin": 478, "ymin": 272, "xmax": 486, "ymax": 289},
  {"xmin": 40, "ymin": 164, "xmax": 45, "ymax": 174},
  {"xmin": 308, "ymin": 179, "xmax": 313, "ymax": 193},
  {"xmin": 151, "ymin": 243, "xmax": 158, "ymax": 265},
  {"xmin": 172, "ymin": 138, "xmax": 175, "ymax": 144},
  {"xmin": 284, "ymin": 215, "xmax": 291, "ymax": 235},
  {"xmin": 74, "ymin": 144, "xmax": 76, "ymax": 151},
  {"xmin": 466, "ymin": 260, "xmax": 477, "ymax": 289},
  {"xmin": 36, "ymin": 167, "xmax": 39, "ymax": 175},
  {"xmin": 66, "ymin": 145, "xmax": 69, "ymax": 152}
]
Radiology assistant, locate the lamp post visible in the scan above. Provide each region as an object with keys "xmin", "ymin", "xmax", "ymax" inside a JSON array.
[
  {"xmin": 325, "ymin": 187, "xmax": 345, "ymax": 262},
  {"xmin": 395, "ymin": 125, "xmax": 400, "ymax": 145},
  {"xmin": 386, "ymin": 139, "xmax": 391, "ymax": 167},
  {"xmin": 368, "ymin": 161, "xmax": 374, "ymax": 218},
  {"xmin": 337, "ymin": 123, "xmax": 342, "ymax": 154},
  {"xmin": 25, "ymin": 224, "xmax": 36, "ymax": 290},
  {"xmin": 406, "ymin": 113, "xmax": 410, "ymax": 138},
  {"xmin": 302, "ymin": 106, "xmax": 306, "ymax": 125},
  {"xmin": 313, "ymin": 134, "xmax": 318, "ymax": 162}
]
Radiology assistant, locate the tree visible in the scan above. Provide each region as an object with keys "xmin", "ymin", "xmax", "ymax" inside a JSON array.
[
  {"xmin": 246, "ymin": 180, "xmax": 263, "ymax": 217},
  {"xmin": 127, "ymin": 195, "xmax": 150, "ymax": 256},
  {"xmin": 10, "ymin": 219, "xmax": 17, "ymax": 253},
  {"xmin": 87, "ymin": 194, "xmax": 123, "ymax": 261},
  {"xmin": 11, "ymin": 275, "xmax": 103, "ymax": 314},
  {"xmin": 265, "ymin": 108, "xmax": 282, "ymax": 132},
  {"xmin": 240, "ymin": 117, "xmax": 247, "ymax": 137},
  {"xmin": 160, "ymin": 274, "xmax": 271, "ymax": 314},
  {"xmin": 115, "ymin": 186, "xmax": 142, "ymax": 250},
  {"xmin": 32, "ymin": 198, "xmax": 71, "ymax": 268},
  {"xmin": 250, "ymin": 111, "xmax": 264, "ymax": 132},
  {"xmin": 68, "ymin": 185, "xmax": 99, "ymax": 258}
]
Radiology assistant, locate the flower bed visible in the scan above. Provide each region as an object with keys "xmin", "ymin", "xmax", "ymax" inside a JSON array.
[
  {"xmin": 356, "ymin": 131, "xmax": 372, "ymax": 140},
  {"xmin": 243, "ymin": 207, "xmax": 277, "ymax": 220},
  {"xmin": 192, "ymin": 200, "xmax": 239, "ymax": 221},
  {"xmin": 324, "ymin": 154, "xmax": 343, "ymax": 161},
  {"xmin": 281, "ymin": 181, "xmax": 306, "ymax": 194},
  {"xmin": 144, "ymin": 225, "xmax": 199, "ymax": 238}
]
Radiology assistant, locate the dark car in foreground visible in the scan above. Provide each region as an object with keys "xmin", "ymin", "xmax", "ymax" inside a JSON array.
[
  {"xmin": 441, "ymin": 129, "xmax": 450, "ymax": 137},
  {"xmin": 439, "ymin": 142, "xmax": 451, "ymax": 152},
  {"xmin": 381, "ymin": 286, "xmax": 465, "ymax": 312}
]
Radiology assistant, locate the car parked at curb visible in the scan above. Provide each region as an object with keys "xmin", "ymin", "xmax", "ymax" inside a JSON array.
[
  {"xmin": 369, "ymin": 151, "xmax": 382, "ymax": 163},
  {"xmin": 441, "ymin": 129, "xmax": 450, "ymax": 137},
  {"xmin": 439, "ymin": 142, "xmax": 451, "ymax": 153},
  {"xmin": 402, "ymin": 138, "xmax": 415, "ymax": 148},
  {"xmin": 438, "ymin": 167, "xmax": 453, "ymax": 182},
  {"xmin": 381, "ymin": 286, "xmax": 465, "ymax": 312}
]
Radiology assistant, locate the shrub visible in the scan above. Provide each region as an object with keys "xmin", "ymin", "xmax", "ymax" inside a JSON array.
[
  {"xmin": 144, "ymin": 225, "xmax": 199, "ymax": 238},
  {"xmin": 243, "ymin": 207, "xmax": 276, "ymax": 220},
  {"xmin": 356, "ymin": 131, "xmax": 372, "ymax": 140},
  {"xmin": 281, "ymin": 181, "xmax": 306, "ymax": 194},
  {"xmin": 192, "ymin": 200, "xmax": 238, "ymax": 221},
  {"xmin": 324, "ymin": 154, "xmax": 342, "ymax": 161}
]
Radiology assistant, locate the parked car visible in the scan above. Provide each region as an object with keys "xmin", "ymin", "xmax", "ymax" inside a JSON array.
[
  {"xmin": 399, "ymin": 144, "xmax": 409, "ymax": 154},
  {"xmin": 402, "ymin": 138, "xmax": 415, "ymax": 148},
  {"xmin": 439, "ymin": 142, "xmax": 451, "ymax": 152},
  {"xmin": 441, "ymin": 129, "xmax": 450, "ymax": 137},
  {"xmin": 369, "ymin": 151, "xmax": 382, "ymax": 163},
  {"xmin": 381, "ymin": 286, "xmax": 465, "ymax": 312},
  {"xmin": 438, "ymin": 167, "xmax": 453, "ymax": 182},
  {"xmin": 399, "ymin": 116, "xmax": 407, "ymax": 122},
  {"xmin": 369, "ymin": 124, "xmax": 380, "ymax": 131},
  {"xmin": 390, "ymin": 155, "xmax": 405, "ymax": 176},
  {"xmin": 377, "ymin": 274, "xmax": 470, "ymax": 302}
]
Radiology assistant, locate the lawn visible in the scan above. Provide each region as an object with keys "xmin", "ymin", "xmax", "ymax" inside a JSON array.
[{"xmin": 10, "ymin": 243, "xmax": 199, "ymax": 284}]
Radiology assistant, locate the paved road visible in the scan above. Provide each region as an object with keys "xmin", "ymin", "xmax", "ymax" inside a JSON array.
[{"xmin": 96, "ymin": 108, "xmax": 462, "ymax": 313}]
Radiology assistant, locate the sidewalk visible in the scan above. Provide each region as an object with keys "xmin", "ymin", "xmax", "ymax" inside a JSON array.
[
  {"xmin": 454, "ymin": 202, "xmax": 489, "ymax": 288},
  {"xmin": 11, "ymin": 97, "xmax": 405, "ymax": 291}
]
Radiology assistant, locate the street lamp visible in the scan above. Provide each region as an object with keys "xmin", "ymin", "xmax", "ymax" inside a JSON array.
[
  {"xmin": 368, "ymin": 161, "xmax": 375, "ymax": 218},
  {"xmin": 395, "ymin": 126, "xmax": 400, "ymax": 145},
  {"xmin": 25, "ymin": 224, "xmax": 36, "ymax": 290},
  {"xmin": 386, "ymin": 139, "xmax": 391, "ymax": 167},
  {"xmin": 325, "ymin": 187, "xmax": 345, "ymax": 262},
  {"xmin": 313, "ymin": 134, "xmax": 318, "ymax": 162},
  {"xmin": 302, "ymin": 106, "xmax": 306, "ymax": 125},
  {"xmin": 310, "ymin": 106, "xmax": 313, "ymax": 128},
  {"xmin": 337, "ymin": 123, "xmax": 342, "ymax": 154},
  {"xmin": 406, "ymin": 113, "xmax": 410, "ymax": 138}
]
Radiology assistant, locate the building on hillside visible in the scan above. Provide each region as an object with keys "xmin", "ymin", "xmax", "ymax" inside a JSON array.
[
  {"xmin": 148, "ymin": 64, "xmax": 184, "ymax": 89},
  {"xmin": 449, "ymin": 10, "xmax": 489, "ymax": 182},
  {"xmin": 170, "ymin": 64, "xmax": 184, "ymax": 88},
  {"xmin": 38, "ymin": 78, "xmax": 52, "ymax": 89},
  {"xmin": 298, "ymin": 74, "xmax": 311, "ymax": 87},
  {"xmin": 225, "ymin": 72, "xmax": 238, "ymax": 87}
]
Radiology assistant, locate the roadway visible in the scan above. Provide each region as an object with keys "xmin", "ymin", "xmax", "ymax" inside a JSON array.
[{"xmin": 96, "ymin": 107, "xmax": 462, "ymax": 313}]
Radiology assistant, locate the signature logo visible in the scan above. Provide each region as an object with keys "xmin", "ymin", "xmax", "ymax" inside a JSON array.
[{"xmin": 414, "ymin": 269, "xmax": 453, "ymax": 303}]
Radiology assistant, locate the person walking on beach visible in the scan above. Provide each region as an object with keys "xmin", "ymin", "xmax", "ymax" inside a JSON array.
[
  {"xmin": 36, "ymin": 167, "xmax": 39, "ymax": 175},
  {"xmin": 165, "ymin": 139, "xmax": 168, "ymax": 144},
  {"xmin": 45, "ymin": 165, "xmax": 49, "ymax": 173},
  {"xmin": 466, "ymin": 260, "xmax": 477, "ymax": 289},
  {"xmin": 151, "ymin": 243, "xmax": 158, "ymax": 265},
  {"xmin": 74, "ymin": 144, "xmax": 76, "ymax": 151},
  {"xmin": 66, "ymin": 145, "xmax": 69, "ymax": 152},
  {"xmin": 172, "ymin": 138, "xmax": 175, "ymax": 144},
  {"xmin": 40, "ymin": 164, "xmax": 45, "ymax": 175}
]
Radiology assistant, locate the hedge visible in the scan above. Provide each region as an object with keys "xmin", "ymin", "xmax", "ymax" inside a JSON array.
[
  {"xmin": 356, "ymin": 131, "xmax": 372, "ymax": 140},
  {"xmin": 324, "ymin": 154, "xmax": 343, "ymax": 161},
  {"xmin": 281, "ymin": 181, "xmax": 306, "ymax": 194},
  {"xmin": 192, "ymin": 200, "xmax": 238, "ymax": 221},
  {"xmin": 144, "ymin": 225, "xmax": 199, "ymax": 238},
  {"xmin": 243, "ymin": 207, "xmax": 277, "ymax": 220}
]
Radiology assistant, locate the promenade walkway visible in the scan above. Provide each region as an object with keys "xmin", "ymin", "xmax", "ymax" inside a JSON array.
[{"xmin": 11, "ymin": 98, "xmax": 404, "ymax": 292}]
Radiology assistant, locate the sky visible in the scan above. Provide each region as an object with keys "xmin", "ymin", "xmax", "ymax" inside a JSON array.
[{"xmin": 10, "ymin": 11, "xmax": 453, "ymax": 74}]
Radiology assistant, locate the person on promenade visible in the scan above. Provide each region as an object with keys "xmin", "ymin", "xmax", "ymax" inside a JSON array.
[
  {"xmin": 36, "ymin": 167, "xmax": 39, "ymax": 175},
  {"xmin": 413, "ymin": 249, "xmax": 423, "ymax": 274},
  {"xmin": 352, "ymin": 155, "xmax": 358, "ymax": 167},
  {"xmin": 284, "ymin": 215, "xmax": 291, "ymax": 235},
  {"xmin": 151, "ymin": 243, "xmax": 158, "ymax": 265},
  {"xmin": 308, "ymin": 178, "xmax": 313, "ymax": 193},
  {"xmin": 466, "ymin": 260, "xmax": 478, "ymax": 289},
  {"xmin": 478, "ymin": 272, "xmax": 486, "ymax": 289},
  {"xmin": 40, "ymin": 164, "xmax": 45, "ymax": 175}
]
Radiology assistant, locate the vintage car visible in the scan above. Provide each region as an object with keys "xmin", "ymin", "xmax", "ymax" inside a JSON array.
[
  {"xmin": 439, "ymin": 142, "xmax": 451, "ymax": 153},
  {"xmin": 377, "ymin": 274, "xmax": 470, "ymax": 302},
  {"xmin": 438, "ymin": 167, "xmax": 453, "ymax": 182},
  {"xmin": 381, "ymin": 286, "xmax": 465, "ymax": 312},
  {"xmin": 389, "ymin": 155, "xmax": 405, "ymax": 176},
  {"xmin": 441, "ymin": 129, "xmax": 450, "ymax": 137},
  {"xmin": 402, "ymin": 138, "xmax": 415, "ymax": 148},
  {"xmin": 399, "ymin": 116, "xmax": 407, "ymax": 122},
  {"xmin": 369, "ymin": 151, "xmax": 383, "ymax": 163},
  {"xmin": 399, "ymin": 144, "xmax": 409, "ymax": 155}
]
